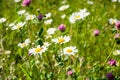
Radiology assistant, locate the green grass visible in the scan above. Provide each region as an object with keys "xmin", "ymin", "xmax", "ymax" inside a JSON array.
[{"xmin": 0, "ymin": 0, "xmax": 120, "ymax": 79}]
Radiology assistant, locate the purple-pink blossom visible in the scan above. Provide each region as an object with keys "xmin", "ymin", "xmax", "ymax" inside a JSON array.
[{"xmin": 22, "ymin": 0, "xmax": 31, "ymax": 6}]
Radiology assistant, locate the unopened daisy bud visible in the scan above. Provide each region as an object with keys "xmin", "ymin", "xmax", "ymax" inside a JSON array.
[
  {"xmin": 106, "ymin": 72, "xmax": 115, "ymax": 80},
  {"xmin": 93, "ymin": 29, "xmax": 100, "ymax": 36},
  {"xmin": 108, "ymin": 59, "xmax": 116, "ymax": 66},
  {"xmin": 22, "ymin": 0, "xmax": 31, "ymax": 6},
  {"xmin": 37, "ymin": 14, "xmax": 43, "ymax": 21},
  {"xmin": 67, "ymin": 70, "xmax": 73, "ymax": 76},
  {"xmin": 58, "ymin": 24, "xmax": 66, "ymax": 31},
  {"xmin": 115, "ymin": 21, "xmax": 120, "ymax": 30}
]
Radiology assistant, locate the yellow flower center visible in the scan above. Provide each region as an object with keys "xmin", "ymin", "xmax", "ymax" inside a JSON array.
[
  {"xmin": 112, "ymin": 20, "xmax": 115, "ymax": 24},
  {"xmin": 17, "ymin": 25, "xmax": 21, "ymax": 29},
  {"xmin": 21, "ymin": 43, "xmax": 26, "ymax": 47},
  {"xmin": 66, "ymin": 49, "xmax": 72, "ymax": 53},
  {"xmin": 113, "ymin": 51, "xmax": 119, "ymax": 55},
  {"xmin": 58, "ymin": 38, "xmax": 65, "ymax": 43},
  {"xmin": 35, "ymin": 47, "xmax": 42, "ymax": 53},
  {"xmin": 75, "ymin": 15, "xmax": 80, "ymax": 19},
  {"xmin": 30, "ymin": 15, "xmax": 33, "ymax": 19}
]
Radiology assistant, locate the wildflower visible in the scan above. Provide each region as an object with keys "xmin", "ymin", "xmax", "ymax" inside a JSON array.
[
  {"xmin": 0, "ymin": 18, "xmax": 6, "ymax": 24},
  {"xmin": 69, "ymin": 8, "xmax": 90, "ymax": 24},
  {"xmin": 29, "ymin": 45, "xmax": 47, "ymax": 55},
  {"xmin": 58, "ymin": 24, "xmax": 66, "ymax": 31},
  {"xmin": 52, "ymin": 35, "xmax": 71, "ymax": 44},
  {"xmin": 114, "ymin": 33, "xmax": 119, "ymax": 39},
  {"xmin": 43, "ymin": 42, "xmax": 51, "ymax": 47},
  {"xmin": 47, "ymin": 28, "xmax": 57, "ymax": 35},
  {"xmin": 93, "ymin": 29, "xmax": 100, "ymax": 36},
  {"xmin": 22, "ymin": 0, "xmax": 31, "ymax": 6},
  {"xmin": 61, "ymin": 0, "xmax": 67, "ymax": 4},
  {"xmin": 12, "ymin": 22, "xmax": 25, "ymax": 30},
  {"xmin": 87, "ymin": 1, "xmax": 94, "ymax": 4},
  {"xmin": 63, "ymin": 46, "xmax": 78, "ymax": 55},
  {"xmin": 61, "ymin": 14, "xmax": 66, "ymax": 19},
  {"xmin": 26, "ymin": 14, "xmax": 36, "ymax": 20},
  {"xmin": 58, "ymin": 4, "xmax": 69, "ymax": 11},
  {"xmin": 45, "ymin": 13, "xmax": 51, "ymax": 19},
  {"xmin": 67, "ymin": 70, "xmax": 73, "ymax": 76},
  {"xmin": 44, "ymin": 19, "xmax": 53, "ymax": 25},
  {"xmin": 108, "ymin": 59, "xmax": 116, "ymax": 66},
  {"xmin": 37, "ymin": 14, "xmax": 43, "ymax": 21},
  {"xmin": 45, "ymin": 35, "xmax": 52, "ymax": 39},
  {"xmin": 9, "ymin": 23, "xmax": 15, "ymax": 27},
  {"xmin": 108, "ymin": 18, "xmax": 117, "ymax": 24},
  {"xmin": 18, "ymin": 39, "xmax": 31, "ymax": 48},
  {"xmin": 14, "ymin": 0, "xmax": 21, "ymax": 3},
  {"xmin": 111, "ymin": 0, "xmax": 117, "ymax": 2},
  {"xmin": 106, "ymin": 72, "xmax": 115, "ymax": 80},
  {"xmin": 113, "ymin": 50, "xmax": 120, "ymax": 55},
  {"xmin": 17, "ymin": 10, "xmax": 26, "ymax": 15},
  {"xmin": 115, "ymin": 21, "xmax": 120, "ymax": 30}
]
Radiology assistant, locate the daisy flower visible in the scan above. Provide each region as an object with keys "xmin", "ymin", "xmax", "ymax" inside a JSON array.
[
  {"xmin": 9, "ymin": 23, "xmax": 15, "ymax": 28},
  {"xmin": 18, "ymin": 39, "xmax": 31, "ymax": 48},
  {"xmin": 44, "ymin": 19, "xmax": 53, "ymax": 25},
  {"xmin": 45, "ymin": 13, "xmax": 51, "ymax": 19},
  {"xmin": 43, "ymin": 42, "xmax": 51, "ymax": 47},
  {"xmin": 47, "ymin": 28, "xmax": 57, "ymax": 35},
  {"xmin": 69, "ymin": 8, "xmax": 90, "ymax": 24},
  {"xmin": 108, "ymin": 18, "xmax": 117, "ymax": 24},
  {"xmin": 12, "ymin": 22, "xmax": 25, "ymax": 30},
  {"xmin": 45, "ymin": 35, "xmax": 52, "ymax": 39},
  {"xmin": 0, "ymin": 18, "xmax": 6, "ymax": 24},
  {"xmin": 111, "ymin": 0, "xmax": 117, "ymax": 2},
  {"xmin": 113, "ymin": 50, "xmax": 120, "ymax": 55},
  {"xmin": 14, "ymin": 0, "xmax": 21, "ymax": 3},
  {"xmin": 52, "ymin": 35, "xmax": 71, "ymax": 44},
  {"xmin": 61, "ymin": 14, "xmax": 66, "ymax": 19},
  {"xmin": 63, "ymin": 46, "xmax": 78, "ymax": 55},
  {"xmin": 17, "ymin": 10, "xmax": 26, "ymax": 15},
  {"xmin": 29, "ymin": 45, "xmax": 47, "ymax": 55},
  {"xmin": 58, "ymin": 4, "xmax": 69, "ymax": 11},
  {"xmin": 87, "ymin": 1, "xmax": 94, "ymax": 4},
  {"xmin": 61, "ymin": 0, "xmax": 67, "ymax": 4},
  {"xmin": 26, "ymin": 14, "xmax": 36, "ymax": 20}
]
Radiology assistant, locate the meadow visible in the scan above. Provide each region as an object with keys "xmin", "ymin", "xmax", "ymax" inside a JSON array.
[{"xmin": 0, "ymin": 0, "xmax": 120, "ymax": 80}]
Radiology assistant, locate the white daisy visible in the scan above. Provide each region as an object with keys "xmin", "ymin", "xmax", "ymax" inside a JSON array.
[
  {"xmin": 113, "ymin": 50, "xmax": 120, "ymax": 55},
  {"xmin": 111, "ymin": 0, "xmax": 117, "ymax": 2},
  {"xmin": 29, "ymin": 45, "xmax": 47, "ymax": 55},
  {"xmin": 108, "ymin": 18, "xmax": 117, "ymax": 24},
  {"xmin": 58, "ymin": 4, "xmax": 69, "ymax": 11},
  {"xmin": 47, "ymin": 28, "xmax": 57, "ymax": 35},
  {"xmin": 26, "ymin": 14, "xmax": 36, "ymax": 20},
  {"xmin": 61, "ymin": 0, "xmax": 67, "ymax": 4},
  {"xmin": 9, "ymin": 23, "xmax": 15, "ymax": 27},
  {"xmin": 63, "ymin": 46, "xmax": 78, "ymax": 55},
  {"xmin": 45, "ymin": 35, "xmax": 52, "ymax": 39},
  {"xmin": 61, "ymin": 14, "xmax": 66, "ymax": 19},
  {"xmin": 69, "ymin": 8, "xmax": 90, "ymax": 24},
  {"xmin": 12, "ymin": 22, "xmax": 25, "ymax": 30},
  {"xmin": 87, "ymin": 1, "xmax": 94, "ymax": 4},
  {"xmin": 18, "ymin": 39, "xmax": 31, "ymax": 48},
  {"xmin": 14, "ymin": 0, "xmax": 21, "ymax": 3},
  {"xmin": 45, "ymin": 13, "xmax": 51, "ymax": 19},
  {"xmin": 17, "ymin": 10, "xmax": 26, "ymax": 15},
  {"xmin": 52, "ymin": 35, "xmax": 71, "ymax": 44},
  {"xmin": 43, "ymin": 42, "xmax": 51, "ymax": 47},
  {"xmin": 0, "ymin": 18, "xmax": 6, "ymax": 24},
  {"xmin": 44, "ymin": 19, "xmax": 53, "ymax": 25}
]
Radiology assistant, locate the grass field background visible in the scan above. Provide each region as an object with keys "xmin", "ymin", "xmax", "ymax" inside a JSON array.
[{"xmin": 0, "ymin": 0, "xmax": 120, "ymax": 79}]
